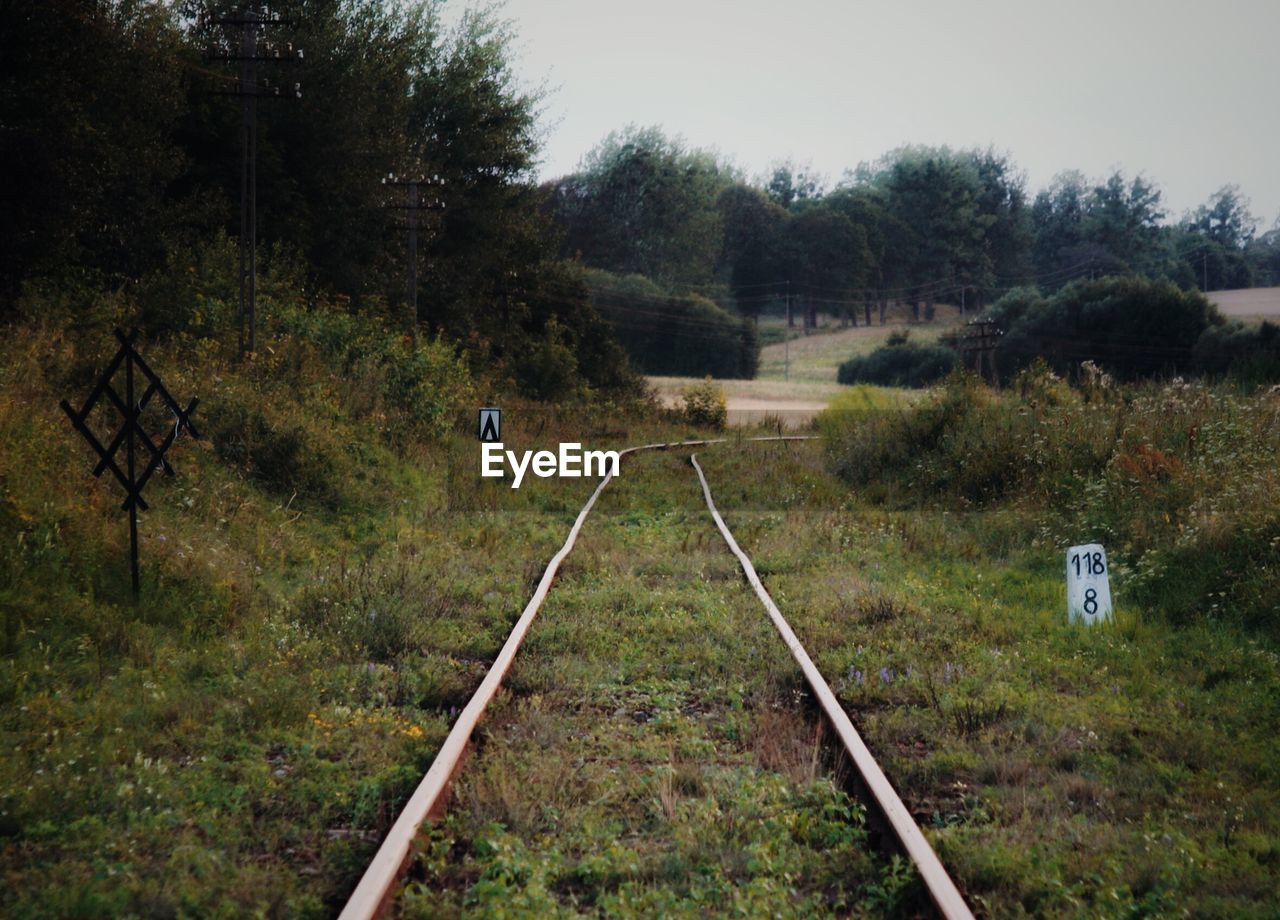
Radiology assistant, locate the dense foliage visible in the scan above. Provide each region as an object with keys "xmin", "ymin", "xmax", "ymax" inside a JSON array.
[
  {"xmin": 823, "ymin": 368, "xmax": 1280, "ymax": 633},
  {"xmin": 0, "ymin": 0, "xmax": 639, "ymax": 398},
  {"xmin": 994, "ymin": 277, "xmax": 1219, "ymax": 380},
  {"xmin": 584, "ymin": 270, "xmax": 758, "ymax": 379},
  {"xmin": 547, "ymin": 133, "xmax": 1280, "ymax": 332}
]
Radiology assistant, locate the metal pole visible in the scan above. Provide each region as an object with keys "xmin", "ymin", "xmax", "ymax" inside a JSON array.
[
  {"xmin": 247, "ymin": 15, "xmax": 258, "ymax": 356},
  {"xmin": 126, "ymin": 352, "xmax": 139, "ymax": 595}
]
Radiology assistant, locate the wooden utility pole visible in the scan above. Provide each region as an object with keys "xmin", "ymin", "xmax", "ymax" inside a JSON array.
[
  {"xmin": 207, "ymin": 6, "xmax": 302, "ymax": 357},
  {"xmin": 383, "ymin": 174, "xmax": 447, "ymax": 339},
  {"xmin": 960, "ymin": 319, "xmax": 1003, "ymax": 386},
  {"xmin": 784, "ymin": 280, "xmax": 791, "ymax": 381}
]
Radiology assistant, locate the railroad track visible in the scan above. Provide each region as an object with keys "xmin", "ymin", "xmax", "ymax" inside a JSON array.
[{"xmin": 340, "ymin": 437, "xmax": 974, "ymax": 919}]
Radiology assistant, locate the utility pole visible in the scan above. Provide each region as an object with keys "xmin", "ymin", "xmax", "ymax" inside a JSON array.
[
  {"xmin": 383, "ymin": 173, "xmax": 447, "ymax": 339},
  {"xmin": 960, "ymin": 319, "xmax": 1003, "ymax": 386},
  {"xmin": 239, "ymin": 12, "xmax": 257, "ymax": 356},
  {"xmin": 207, "ymin": 6, "xmax": 302, "ymax": 357},
  {"xmin": 784, "ymin": 280, "xmax": 790, "ymax": 382},
  {"xmin": 1203, "ymin": 250, "xmax": 1209, "ymax": 292},
  {"xmin": 408, "ymin": 180, "xmax": 417, "ymax": 336}
]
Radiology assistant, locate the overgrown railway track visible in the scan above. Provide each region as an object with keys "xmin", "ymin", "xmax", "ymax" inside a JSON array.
[{"xmin": 340, "ymin": 437, "xmax": 974, "ymax": 919}]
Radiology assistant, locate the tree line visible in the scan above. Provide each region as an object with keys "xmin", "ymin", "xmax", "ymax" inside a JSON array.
[
  {"xmin": 1, "ymin": 0, "xmax": 636, "ymax": 398},
  {"xmin": 5, "ymin": 3, "xmax": 1279, "ymax": 389},
  {"xmin": 544, "ymin": 126, "xmax": 1280, "ymax": 334}
]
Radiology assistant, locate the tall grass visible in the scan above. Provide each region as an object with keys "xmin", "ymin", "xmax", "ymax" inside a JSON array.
[{"xmin": 822, "ymin": 364, "xmax": 1280, "ymax": 632}]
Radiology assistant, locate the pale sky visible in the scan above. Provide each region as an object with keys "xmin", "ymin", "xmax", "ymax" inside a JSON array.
[{"xmin": 442, "ymin": 0, "xmax": 1279, "ymax": 227}]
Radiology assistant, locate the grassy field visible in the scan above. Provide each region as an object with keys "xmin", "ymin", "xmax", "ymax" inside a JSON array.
[
  {"xmin": 395, "ymin": 448, "xmax": 915, "ymax": 915},
  {"xmin": 1207, "ymin": 286, "xmax": 1280, "ymax": 320},
  {"xmin": 4, "ymin": 313, "xmax": 1279, "ymax": 916},
  {"xmin": 381, "ymin": 411, "xmax": 1280, "ymax": 915},
  {"xmin": 0, "ymin": 319, "xmax": 688, "ymax": 915},
  {"xmin": 756, "ymin": 312, "xmax": 963, "ymax": 386}
]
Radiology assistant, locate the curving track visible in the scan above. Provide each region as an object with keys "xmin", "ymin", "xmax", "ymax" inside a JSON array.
[{"xmin": 340, "ymin": 437, "xmax": 973, "ymax": 920}]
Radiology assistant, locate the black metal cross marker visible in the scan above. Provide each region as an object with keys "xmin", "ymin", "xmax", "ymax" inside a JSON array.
[{"xmin": 59, "ymin": 329, "xmax": 200, "ymax": 594}]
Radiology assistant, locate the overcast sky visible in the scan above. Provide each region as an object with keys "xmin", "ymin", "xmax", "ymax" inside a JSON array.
[{"xmin": 442, "ymin": 0, "xmax": 1278, "ymax": 227}]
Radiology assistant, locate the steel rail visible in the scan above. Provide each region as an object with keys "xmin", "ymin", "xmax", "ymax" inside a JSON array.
[
  {"xmin": 690, "ymin": 452, "xmax": 974, "ymax": 920},
  {"xmin": 338, "ymin": 434, "xmax": 864, "ymax": 918}
]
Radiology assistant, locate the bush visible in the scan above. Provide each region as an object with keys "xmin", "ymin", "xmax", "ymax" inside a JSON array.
[
  {"xmin": 586, "ymin": 270, "xmax": 758, "ymax": 379},
  {"xmin": 837, "ymin": 340, "xmax": 958, "ymax": 388},
  {"xmin": 981, "ymin": 286, "xmax": 1044, "ymax": 330},
  {"xmin": 1193, "ymin": 320, "xmax": 1280, "ymax": 385},
  {"xmin": 996, "ymin": 276, "xmax": 1218, "ymax": 381},
  {"xmin": 822, "ymin": 373, "xmax": 1280, "ymax": 632},
  {"xmin": 680, "ymin": 376, "xmax": 728, "ymax": 430}
]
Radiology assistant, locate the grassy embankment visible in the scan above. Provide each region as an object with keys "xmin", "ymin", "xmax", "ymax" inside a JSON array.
[
  {"xmin": 692, "ymin": 372, "xmax": 1279, "ymax": 915},
  {"xmin": 0, "ymin": 312, "xmax": 695, "ymax": 916},
  {"xmin": 397, "ymin": 370, "xmax": 1280, "ymax": 916},
  {"xmin": 6, "ymin": 300, "xmax": 1278, "ymax": 916},
  {"xmin": 755, "ymin": 307, "xmax": 961, "ymax": 385}
]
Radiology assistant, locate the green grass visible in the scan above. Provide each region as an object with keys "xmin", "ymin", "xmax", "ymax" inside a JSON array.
[
  {"xmin": 678, "ymin": 439, "xmax": 1280, "ymax": 916},
  {"xmin": 396, "ymin": 449, "xmax": 917, "ymax": 916},
  {"xmin": 5, "ymin": 312, "xmax": 1280, "ymax": 916},
  {"xmin": 0, "ymin": 319, "xmax": 664, "ymax": 915}
]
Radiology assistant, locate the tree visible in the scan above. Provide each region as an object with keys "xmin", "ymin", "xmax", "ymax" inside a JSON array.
[
  {"xmin": 764, "ymin": 160, "xmax": 824, "ymax": 209},
  {"xmin": 872, "ymin": 146, "xmax": 993, "ymax": 319},
  {"xmin": 715, "ymin": 183, "xmax": 788, "ymax": 318},
  {"xmin": 1189, "ymin": 185, "xmax": 1258, "ymax": 251},
  {"xmin": 1086, "ymin": 172, "xmax": 1164, "ymax": 268},
  {"xmin": 1031, "ymin": 170, "xmax": 1165, "ymax": 289},
  {"xmin": 547, "ymin": 126, "xmax": 733, "ymax": 285},
  {"xmin": 825, "ymin": 186, "xmax": 911, "ymax": 324},
  {"xmin": 1031, "ymin": 171, "xmax": 1091, "ymax": 286},
  {"xmin": 786, "ymin": 204, "xmax": 870, "ymax": 327},
  {"xmin": 1, "ymin": 0, "xmax": 190, "ymax": 306},
  {"xmin": 968, "ymin": 148, "xmax": 1032, "ymax": 305}
]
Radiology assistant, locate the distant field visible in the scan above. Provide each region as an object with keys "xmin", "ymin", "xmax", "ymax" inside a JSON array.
[
  {"xmin": 645, "ymin": 305, "xmax": 964, "ymax": 425},
  {"xmin": 648, "ymin": 376, "xmax": 916, "ymax": 428},
  {"xmin": 1208, "ymin": 286, "xmax": 1280, "ymax": 319},
  {"xmin": 647, "ymin": 375, "xmax": 841, "ymax": 428},
  {"xmin": 758, "ymin": 313, "xmax": 964, "ymax": 385}
]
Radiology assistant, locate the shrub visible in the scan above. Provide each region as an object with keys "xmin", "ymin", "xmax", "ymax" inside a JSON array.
[
  {"xmin": 586, "ymin": 270, "xmax": 758, "ymax": 379},
  {"xmin": 996, "ymin": 276, "xmax": 1218, "ymax": 381},
  {"xmin": 680, "ymin": 376, "xmax": 728, "ymax": 430},
  {"xmin": 1193, "ymin": 320, "xmax": 1280, "ymax": 386},
  {"xmin": 981, "ymin": 286, "xmax": 1044, "ymax": 330},
  {"xmin": 837, "ymin": 340, "xmax": 958, "ymax": 388},
  {"xmin": 822, "ymin": 373, "xmax": 1280, "ymax": 632}
]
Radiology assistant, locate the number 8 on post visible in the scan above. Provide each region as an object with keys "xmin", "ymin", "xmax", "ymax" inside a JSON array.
[{"xmin": 1067, "ymin": 543, "xmax": 1113, "ymax": 625}]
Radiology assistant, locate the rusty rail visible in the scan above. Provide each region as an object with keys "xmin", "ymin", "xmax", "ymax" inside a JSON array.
[
  {"xmin": 339, "ymin": 435, "xmax": 966, "ymax": 918},
  {"xmin": 690, "ymin": 452, "xmax": 974, "ymax": 920}
]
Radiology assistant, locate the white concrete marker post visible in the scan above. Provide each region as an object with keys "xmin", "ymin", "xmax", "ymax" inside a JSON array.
[{"xmin": 1067, "ymin": 543, "xmax": 1113, "ymax": 625}]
